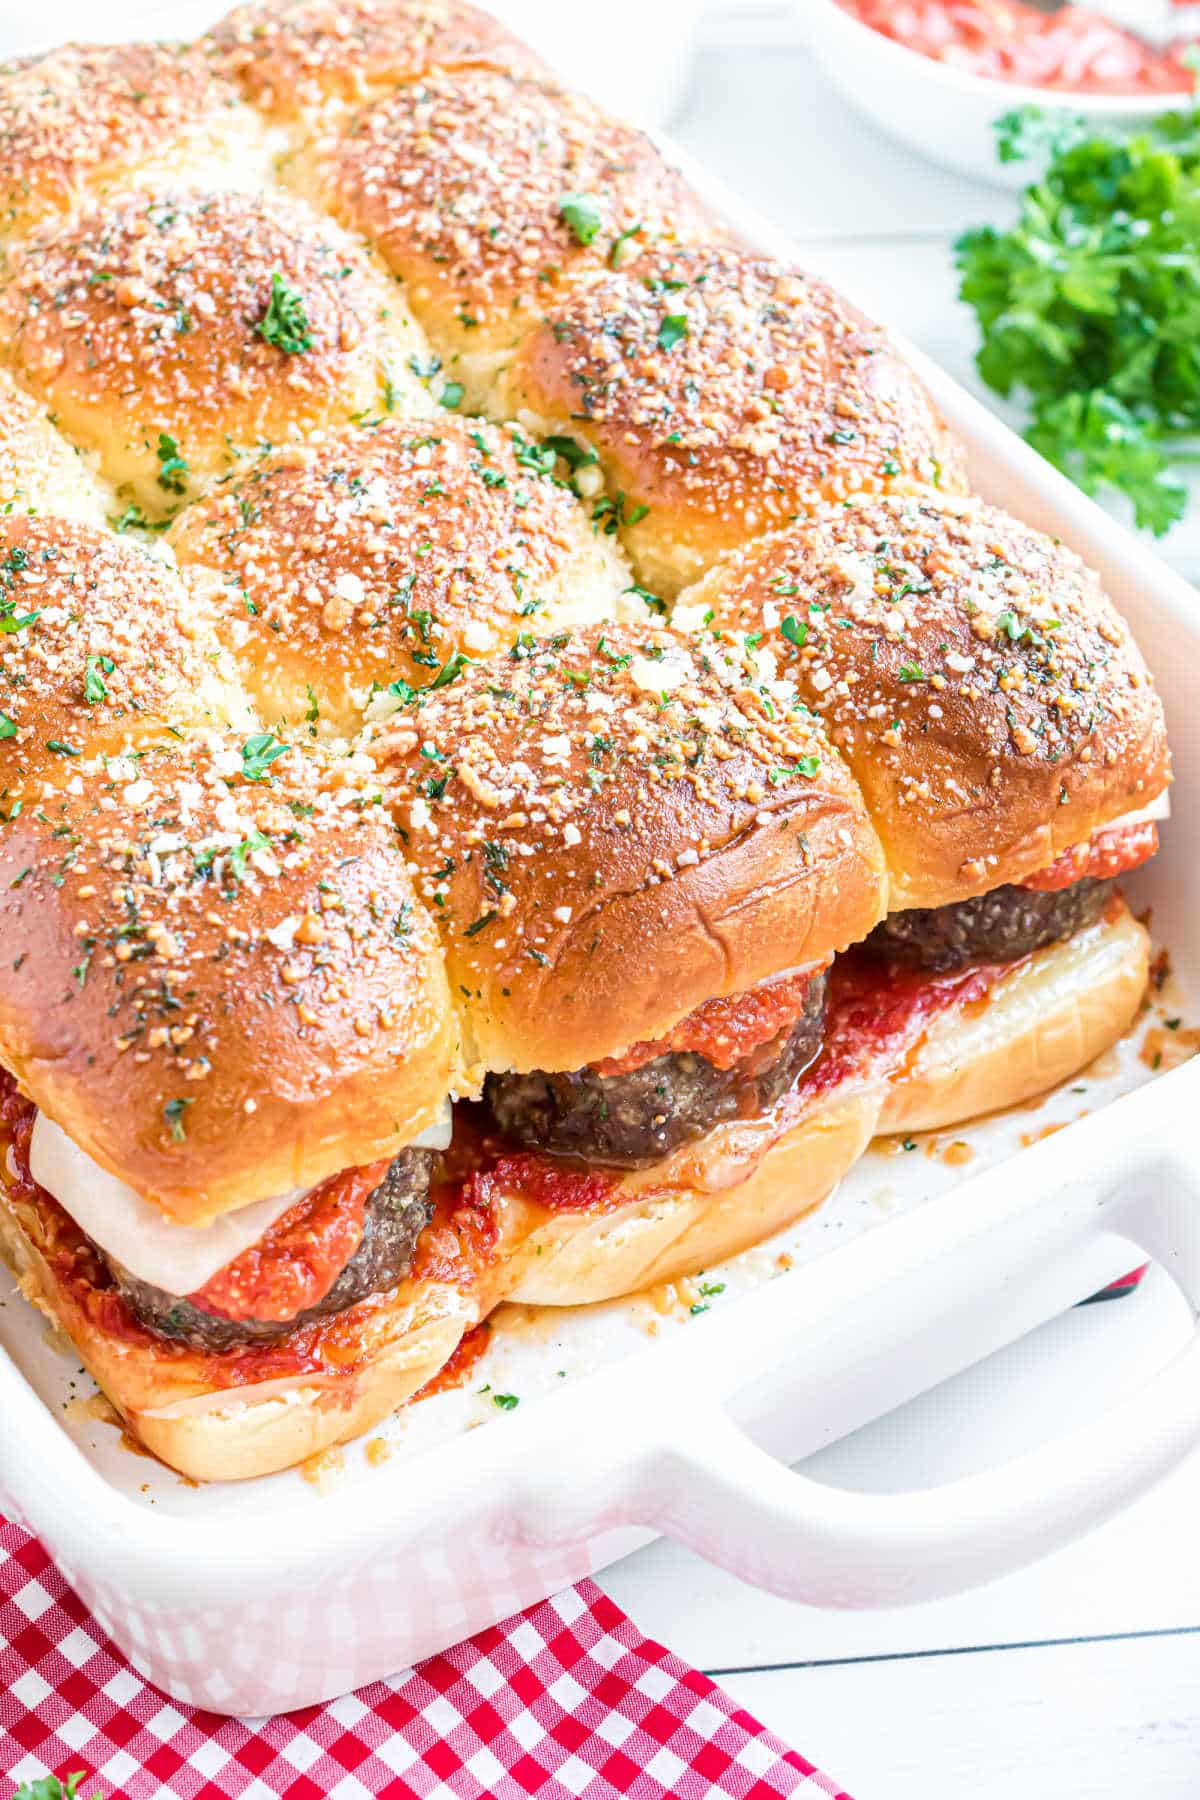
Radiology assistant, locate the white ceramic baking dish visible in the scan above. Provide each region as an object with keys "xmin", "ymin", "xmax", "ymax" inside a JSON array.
[{"xmin": 2, "ymin": 21, "xmax": 1200, "ymax": 1717}]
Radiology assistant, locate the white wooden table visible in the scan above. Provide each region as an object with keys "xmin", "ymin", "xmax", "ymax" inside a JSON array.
[{"xmin": 600, "ymin": 14, "xmax": 1200, "ymax": 1796}]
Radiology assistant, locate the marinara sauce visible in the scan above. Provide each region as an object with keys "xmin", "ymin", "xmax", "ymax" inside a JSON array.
[{"xmin": 839, "ymin": 1, "xmax": 1197, "ymax": 95}]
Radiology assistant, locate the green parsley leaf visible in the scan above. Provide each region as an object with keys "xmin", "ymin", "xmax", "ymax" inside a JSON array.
[
  {"xmin": 438, "ymin": 380, "xmax": 464, "ymax": 409},
  {"xmin": 780, "ymin": 614, "xmax": 807, "ymax": 649},
  {"xmin": 256, "ymin": 273, "xmax": 313, "ymax": 354},
  {"xmin": 657, "ymin": 313, "xmax": 689, "ymax": 352},
  {"xmin": 0, "ymin": 712, "xmax": 16, "ymax": 740},
  {"xmin": 492, "ymin": 1392, "xmax": 520, "ymax": 1410},
  {"xmin": 558, "ymin": 191, "xmax": 604, "ymax": 245},
  {"xmin": 240, "ymin": 732, "xmax": 290, "ymax": 782},
  {"xmin": 898, "ymin": 662, "xmax": 928, "ymax": 682},
  {"xmin": 12, "ymin": 1776, "xmax": 102, "ymax": 1800},
  {"xmin": 83, "ymin": 654, "xmax": 114, "ymax": 704},
  {"xmin": 155, "ymin": 432, "xmax": 189, "ymax": 495},
  {"xmin": 542, "ymin": 434, "xmax": 598, "ymax": 471},
  {"xmin": 163, "ymin": 1097, "xmax": 192, "ymax": 1143}
]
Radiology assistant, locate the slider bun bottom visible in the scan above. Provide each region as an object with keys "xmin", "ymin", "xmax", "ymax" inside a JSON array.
[
  {"xmin": 0, "ymin": 902, "xmax": 1149, "ymax": 1480},
  {"xmin": 879, "ymin": 902, "xmax": 1149, "ymax": 1137}
]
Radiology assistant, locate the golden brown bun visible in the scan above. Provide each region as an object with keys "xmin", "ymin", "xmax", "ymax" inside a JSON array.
[
  {"xmin": 686, "ymin": 492, "xmax": 1171, "ymax": 908},
  {"xmin": 288, "ymin": 69, "xmax": 715, "ymax": 411},
  {"xmin": 501, "ymin": 246, "xmax": 968, "ymax": 597},
  {"xmin": 379, "ymin": 623, "xmax": 888, "ymax": 1074},
  {"xmin": 168, "ymin": 417, "xmax": 631, "ymax": 740},
  {"xmin": 0, "ymin": 1183, "xmax": 479, "ymax": 1482},
  {"xmin": 0, "ymin": 742, "xmax": 458, "ymax": 1224},
  {"xmin": 0, "ymin": 370, "xmax": 108, "ymax": 525},
  {"xmin": 208, "ymin": 0, "xmax": 548, "ymax": 126},
  {"xmin": 0, "ymin": 190, "xmax": 431, "ymax": 520},
  {"xmin": 0, "ymin": 517, "xmax": 245, "ymax": 798},
  {"xmin": 0, "ymin": 41, "xmax": 273, "ymax": 243},
  {"xmin": 880, "ymin": 900, "xmax": 1150, "ymax": 1135}
]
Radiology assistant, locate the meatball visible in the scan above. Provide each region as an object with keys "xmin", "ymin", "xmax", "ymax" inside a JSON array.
[
  {"xmin": 484, "ymin": 975, "xmax": 827, "ymax": 1168},
  {"xmin": 109, "ymin": 1149, "xmax": 435, "ymax": 1352},
  {"xmin": 865, "ymin": 877, "xmax": 1112, "ymax": 974}
]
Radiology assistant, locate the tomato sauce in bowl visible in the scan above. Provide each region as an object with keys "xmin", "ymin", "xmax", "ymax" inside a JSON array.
[{"xmin": 837, "ymin": 0, "xmax": 1197, "ymax": 95}]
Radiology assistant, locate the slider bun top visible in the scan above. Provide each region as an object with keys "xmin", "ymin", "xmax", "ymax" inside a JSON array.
[
  {"xmin": 687, "ymin": 491, "xmax": 1171, "ymax": 909},
  {"xmin": 0, "ymin": 371, "xmax": 108, "ymax": 526},
  {"xmin": 0, "ymin": 518, "xmax": 244, "ymax": 798},
  {"xmin": 0, "ymin": 40, "xmax": 271, "ymax": 242},
  {"xmin": 0, "ymin": 189, "xmax": 431, "ymax": 519},
  {"xmin": 209, "ymin": 0, "xmax": 547, "ymax": 124},
  {"xmin": 168, "ymin": 416, "xmax": 631, "ymax": 740},
  {"xmin": 0, "ymin": 742, "xmax": 457, "ymax": 1224},
  {"xmin": 289, "ymin": 68, "xmax": 713, "ymax": 409},
  {"xmin": 502, "ymin": 245, "xmax": 968, "ymax": 598},
  {"xmin": 379, "ymin": 623, "xmax": 887, "ymax": 1076}
]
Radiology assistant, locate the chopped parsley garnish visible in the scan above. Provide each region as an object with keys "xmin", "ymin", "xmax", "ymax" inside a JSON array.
[
  {"xmin": 46, "ymin": 739, "xmax": 79, "ymax": 756},
  {"xmin": 780, "ymin": 614, "xmax": 807, "ymax": 649},
  {"xmin": 624, "ymin": 583, "xmax": 667, "ymax": 615},
  {"xmin": 256, "ymin": 273, "xmax": 313, "ymax": 354},
  {"xmin": 491, "ymin": 1392, "xmax": 520, "ymax": 1410},
  {"xmin": 464, "ymin": 910, "xmax": 497, "ymax": 937},
  {"xmin": 657, "ymin": 313, "xmax": 689, "ymax": 352},
  {"xmin": 543, "ymin": 434, "xmax": 598, "ymax": 471},
  {"xmin": 439, "ymin": 380, "xmax": 464, "ymax": 409},
  {"xmin": 558, "ymin": 191, "xmax": 604, "ymax": 245},
  {"xmin": 155, "ymin": 432, "xmax": 189, "ymax": 495},
  {"xmin": 240, "ymin": 732, "xmax": 290, "ymax": 782},
  {"xmin": 164, "ymin": 1097, "xmax": 192, "ymax": 1143},
  {"xmin": 84, "ymin": 655, "xmax": 114, "ymax": 705},
  {"xmin": 0, "ymin": 713, "xmax": 15, "ymax": 740},
  {"xmin": 898, "ymin": 662, "xmax": 928, "ymax": 682}
]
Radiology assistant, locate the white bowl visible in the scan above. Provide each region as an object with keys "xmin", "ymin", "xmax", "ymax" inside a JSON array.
[{"xmin": 799, "ymin": 0, "xmax": 1193, "ymax": 187}]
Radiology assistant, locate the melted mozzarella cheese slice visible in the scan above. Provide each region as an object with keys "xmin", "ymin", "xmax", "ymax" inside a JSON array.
[
  {"xmin": 29, "ymin": 1116, "xmax": 306, "ymax": 1294},
  {"xmin": 1104, "ymin": 791, "xmax": 1171, "ymax": 832},
  {"xmin": 28, "ymin": 1102, "xmax": 454, "ymax": 1295}
]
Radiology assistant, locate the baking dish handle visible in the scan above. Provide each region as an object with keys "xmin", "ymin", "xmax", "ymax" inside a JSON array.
[{"xmin": 639, "ymin": 1163, "xmax": 1200, "ymax": 1608}]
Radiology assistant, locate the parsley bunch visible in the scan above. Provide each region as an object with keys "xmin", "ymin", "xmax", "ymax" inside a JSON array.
[{"xmin": 955, "ymin": 104, "xmax": 1200, "ymax": 534}]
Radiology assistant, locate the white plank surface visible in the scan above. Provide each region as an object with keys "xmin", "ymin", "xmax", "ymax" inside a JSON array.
[{"xmin": 597, "ymin": 18, "xmax": 1200, "ymax": 1797}]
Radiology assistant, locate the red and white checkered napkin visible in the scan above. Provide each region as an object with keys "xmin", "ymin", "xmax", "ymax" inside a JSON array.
[{"xmin": 0, "ymin": 1519, "xmax": 851, "ymax": 1800}]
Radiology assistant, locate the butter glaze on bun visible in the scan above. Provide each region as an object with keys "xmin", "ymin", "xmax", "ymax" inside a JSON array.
[
  {"xmin": 0, "ymin": 744, "xmax": 457, "ymax": 1224},
  {"xmin": 0, "ymin": 40, "xmax": 273, "ymax": 242},
  {"xmin": 289, "ymin": 68, "xmax": 715, "ymax": 409},
  {"xmin": 502, "ymin": 245, "xmax": 968, "ymax": 596},
  {"xmin": 685, "ymin": 491, "xmax": 1170, "ymax": 908},
  {"xmin": 0, "ymin": 517, "xmax": 244, "ymax": 798},
  {"xmin": 379, "ymin": 623, "xmax": 888, "ymax": 1075},
  {"xmin": 168, "ymin": 416, "xmax": 631, "ymax": 739},
  {"xmin": 209, "ymin": 0, "xmax": 548, "ymax": 125},
  {"xmin": 0, "ymin": 190, "xmax": 431, "ymax": 518}
]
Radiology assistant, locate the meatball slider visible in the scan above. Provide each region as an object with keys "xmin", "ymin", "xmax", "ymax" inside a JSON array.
[
  {"xmin": 0, "ymin": 40, "xmax": 272, "ymax": 243},
  {"xmin": 168, "ymin": 416, "xmax": 631, "ymax": 741},
  {"xmin": 289, "ymin": 69, "xmax": 713, "ymax": 411},
  {"xmin": 0, "ymin": 743, "xmax": 465, "ymax": 1481},
  {"xmin": 381, "ymin": 622, "xmax": 890, "ymax": 1302},
  {"xmin": 0, "ymin": 189, "xmax": 431, "ymax": 520},
  {"xmin": 501, "ymin": 244, "xmax": 967, "ymax": 597},
  {"xmin": 685, "ymin": 490, "xmax": 1168, "ymax": 1131}
]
